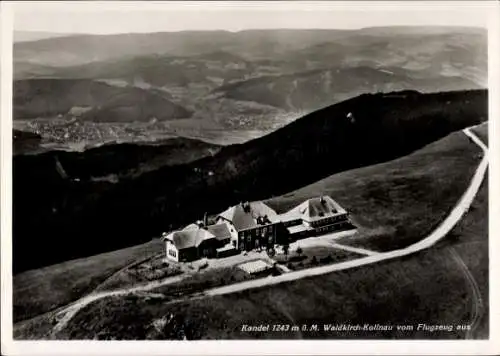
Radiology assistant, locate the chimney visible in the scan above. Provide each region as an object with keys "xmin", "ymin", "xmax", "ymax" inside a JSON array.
[{"xmin": 203, "ymin": 212, "xmax": 208, "ymax": 226}]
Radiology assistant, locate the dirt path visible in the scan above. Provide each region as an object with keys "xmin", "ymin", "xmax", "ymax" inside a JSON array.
[
  {"xmin": 448, "ymin": 247, "xmax": 484, "ymax": 339},
  {"xmin": 328, "ymin": 242, "xmax": 378, "ymax": 256},
  {"xmin": 50, "ymin": 274, "xmax": 185, "ymax": 337},
  {"xmin": 289, "ymin": 229, "xmax": 357, "ymax": 250},
  {"xmin": 49, "ymin": 126, "xmax": 488, "ymax": 337}
]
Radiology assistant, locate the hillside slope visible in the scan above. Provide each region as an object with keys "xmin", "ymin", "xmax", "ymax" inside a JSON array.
[
  {"xmin": 24, "ymin": 53, "xmax": 253, "ymax": 88},
  {"xmin": 213, "ymin": 66, "xmax": 481, "ymax": 111},
  {"xmin": 14, "ymin": 136, "xmax": 220, "ymax": 184},
  {"xmin": 14, "ymin": 79, "xmax": 192, "ymax": 122},
  {"xmin": 18, "ymin": 122, "xmax": 488, "ymax": 340},
  {"xmin": 13, "ymin": 89, "xmax": 487, "ymax": 273},
  {"xmin": 13, "ymin": 129, "xmax": 43, "ymax": 154}
]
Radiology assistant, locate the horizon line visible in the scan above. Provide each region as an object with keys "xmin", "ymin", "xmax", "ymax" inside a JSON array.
[{"xmin": 14, "ymin": 24, "xmax": 487, "ymax": 37}]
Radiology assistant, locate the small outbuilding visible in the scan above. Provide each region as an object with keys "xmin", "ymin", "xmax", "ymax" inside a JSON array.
[{"xmin": 162, "ymin": 222, "xmax": 235, "ymax": 262}]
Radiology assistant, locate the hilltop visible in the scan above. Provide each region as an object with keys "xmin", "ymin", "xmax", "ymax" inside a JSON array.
[
  {"xmin": 14, "ymin": 79, "xmax": 192, "ymax": 122},
  {"xmin": 12, "ymin": 89, "xmax": 487, "ymax": 273},
  {"xmin": 213, "ymin": 66, "xmax": 481, "ymax": 111},
  {"xmin": 14, "ymin": 31, "xmax": 76, "ymax": 43}
]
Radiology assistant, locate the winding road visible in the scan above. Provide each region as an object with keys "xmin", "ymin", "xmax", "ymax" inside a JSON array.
[
  {"xmin": 205, "ymin": 126, "xmax": 488, "ymax": 296},
  {"xmin": 49, "ymin": 125, "xmax": 489, "ymax": 337}
]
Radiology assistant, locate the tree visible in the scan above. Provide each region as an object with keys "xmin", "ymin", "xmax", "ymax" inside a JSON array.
[
  {"xmin": 283, "ymin": 243, "xmax": 290, "ymax": 260},
  {"xmin": 296, "ymin": 246, "xmax": 303, "ymax": 257}
]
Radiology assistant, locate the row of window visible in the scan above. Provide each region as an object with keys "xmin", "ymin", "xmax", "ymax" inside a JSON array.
[
  {"xmin": 238, "ymin": 225, "xmax": 274, "ymax": 239},
  {"xmin": 168, "ymin": 249, "xmax": 177, "ymax": 258},
  {"xmin": 240, "ymin": 234, "xmax": 274, "ymax": 244},
  {"xmin": 315, "ymin": 221, "xmax": 349, "ymax": 234},
  {"xmin": 311, "ymin": 214, "xmax": 347, "ymax": 227}
]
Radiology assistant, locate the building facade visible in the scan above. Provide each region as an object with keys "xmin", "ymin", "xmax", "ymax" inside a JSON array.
[
  {"xmin": 163, "ymin": 222, "xmax": 232, "ymax": 262},
  {"xmin": 216, "ymin": 201, "xmax": 281, "ymax": 252},
  {"xmin": 278, "ymin": 196, "xmax": 351, "ymax": 240},
  {"xmin": 163, "ymin": 195, "xmax": 352, "ymax": 262}
]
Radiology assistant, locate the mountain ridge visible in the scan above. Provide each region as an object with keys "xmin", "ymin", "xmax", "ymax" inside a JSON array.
[
  {"xmin": 14, "ymin": 27, "xmax": 486, "ymax": 67},
  {"xmin": 14, "ymin": 78, "xmax": 192, "ymax": 122}
]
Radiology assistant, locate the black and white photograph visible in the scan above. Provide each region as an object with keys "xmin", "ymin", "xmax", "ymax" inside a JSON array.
[{"xmin": 1, "ymin": 1, "xmax": 499, "ymax": 354}]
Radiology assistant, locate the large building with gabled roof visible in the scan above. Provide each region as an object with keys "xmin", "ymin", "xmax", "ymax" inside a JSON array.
[
  {"xmin": 216, "ymin": 201, "xmax": 283, "ymax": 252},
  {"xmin": 280, "ymin": 196, "xmax": 350, "ymax": 238},
  {"xmin": 162, "ymin": 195, "xmax": 351, "ymax": 262}
]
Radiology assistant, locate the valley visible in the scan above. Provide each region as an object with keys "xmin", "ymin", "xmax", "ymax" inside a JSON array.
[{"xmin": 13, "ymin": 27, "xmax": 486, "ymax": 150}]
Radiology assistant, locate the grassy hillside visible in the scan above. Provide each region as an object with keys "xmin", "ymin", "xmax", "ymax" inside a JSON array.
[
  {"xmin": 13, "ymin": 240, "xmax": 163, "ymax": 324},
  {"xmin": 14, "ymin": 79, "xmax": 192, "ymax": 122},
  {"xmin": 266, "ymin": 130, "xmax": 482, "ymax": 251},
  {"xmin": 13, "ymin": 90, "xmax": 487, "ymax": 273},
  {"xmin": 44, "ymin": 130, "xmax": 488, "ymax": 340}
]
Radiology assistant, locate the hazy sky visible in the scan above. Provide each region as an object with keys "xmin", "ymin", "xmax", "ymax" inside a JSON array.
[{"xmin": 11, "ymin": 1, "xmax": 491, "ymax": 34}]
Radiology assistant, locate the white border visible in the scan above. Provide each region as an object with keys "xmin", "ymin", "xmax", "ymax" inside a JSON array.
[
  {"xmin": 488, "ymin": 3, "xmax": 500, "ymax": 355},
  {"xmin": 1, "ymin": 1, "xmax": 15, "ymax": 355},
  {"xmin": 1, "ymin": 1, "xmax": 500, "ymax": 355}
]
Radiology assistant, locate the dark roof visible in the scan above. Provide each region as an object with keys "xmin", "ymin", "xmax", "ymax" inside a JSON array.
[
  {"xmin": 280, "ymin": 195, "xmax": 346, "ymax": 222},
  {"xmin": 308, "ymin": 196, "xmax": 339, "ymax": 218},
  {"xmin": 217, "ymin": 201, "xmax": 280, "ymax": 231},
  {"xmin": 166, "ymin": 228, "xmax": 216, "ymax": 250},
  {"xmin": 207, "ymin": 223, "xmax": 232, "ymax": 241}
]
